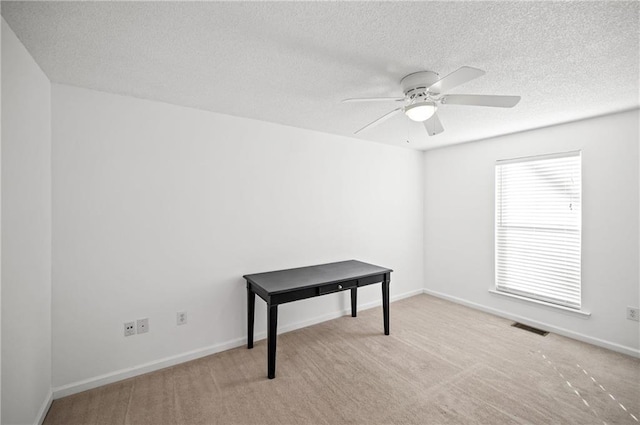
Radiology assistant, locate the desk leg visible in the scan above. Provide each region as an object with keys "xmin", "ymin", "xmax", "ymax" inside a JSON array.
[
  {"xmin": 351, "ymin": 288, "xmax": 357, "ymax": 317},
  {"xmin": 382, "ymin": 278, "xmax": 390, "ymax": 335},
  {"xmin": 247, "ymin": 284, "xmax": 255, "ymax": 349},
  {"xmin": 267, "ymin": 304, "xmax": 278, "ymax": 379}
]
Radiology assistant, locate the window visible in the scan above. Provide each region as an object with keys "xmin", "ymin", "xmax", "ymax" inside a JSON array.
[{"xmin": 495, "ymin": 151, "xmax": 582, "ymax": 309}]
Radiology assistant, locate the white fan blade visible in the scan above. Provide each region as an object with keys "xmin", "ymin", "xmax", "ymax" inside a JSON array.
[
  {"xmin": 427, "ymin": 66, "xmax": 485, "ymax": 94},
  {"xmin": 423, "ymin": 112, "xmax": 444, "ymax": 136},
  {"xmin": 354, "ymin": 108, "xmax": 403, "ymax": 134},
  {"xmin": 441, "ymin": 94, "xmax": 521, "ymax": 108},
  {"xmin": 342, "ymin": 97, "xmax": 404, "ymax": 103}
]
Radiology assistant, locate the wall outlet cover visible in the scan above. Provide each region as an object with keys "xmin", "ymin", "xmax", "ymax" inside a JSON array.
[
  {"xmin": 177, "ymin": 311, "xmax": 187, "ymax": 325},
  {"xmin": 627, "ymin": 307, "xmax": 639, "ymax": 322},
  {"xmin": 137, "ymin": 318, "xmax": 149, "ymax": 333},
  {"xmin": 124, "ymin": 321, "xmax": 135, "ymax": 337}
]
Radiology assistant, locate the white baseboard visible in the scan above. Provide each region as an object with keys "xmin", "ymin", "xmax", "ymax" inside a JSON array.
[
  {"xmin": 422, "ymin": 288, "xmax": 640, "ymax": 358},
  {"xmin": 53, "ymin": 287, "xmax": 423, "ymax": 399},
  {"xmin": 35, "ymin": 389, "xmax": 53, "ymax": 425}
]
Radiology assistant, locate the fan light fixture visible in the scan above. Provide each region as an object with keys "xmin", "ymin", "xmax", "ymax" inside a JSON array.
[
  {"xmin": 343, "ymin": 67, "xmax": 521, "ymax": 137},
  {"xmin": 404, "ymin": 102, "xmax": 436, "ymax": 122}
]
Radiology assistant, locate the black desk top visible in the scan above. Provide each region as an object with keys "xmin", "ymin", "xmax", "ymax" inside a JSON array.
[{"xmin": 244, "ymin": 260, "xmax": 392, "ymax": 295}]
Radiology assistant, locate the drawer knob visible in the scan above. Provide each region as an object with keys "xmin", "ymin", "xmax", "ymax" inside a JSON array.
[{"xmin": 338, "ymin": 284, "xmax": 343, "ymax": 289}]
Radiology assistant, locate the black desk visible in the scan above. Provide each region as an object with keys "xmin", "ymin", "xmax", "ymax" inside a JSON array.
[{"xmin": 244, "ymin": 260, "xmax": 393, "ymax": 379}]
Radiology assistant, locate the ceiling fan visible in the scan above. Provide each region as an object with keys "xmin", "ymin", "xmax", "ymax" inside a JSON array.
[{"xmin": 342, "ymin": 66, "xmax": 521, "ymax": 137}]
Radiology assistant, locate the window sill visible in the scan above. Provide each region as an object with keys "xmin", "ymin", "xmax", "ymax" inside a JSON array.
[{"xmin": 489, "ymin": 290, "xmax": 591, "ymax": 317}]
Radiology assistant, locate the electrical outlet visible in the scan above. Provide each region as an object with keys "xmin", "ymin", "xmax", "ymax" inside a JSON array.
[
  {"xmin": 124, "ymin": 321, "xmax": 135, "ymax": 337},
  {"xmin": 177, "ymin": 311, "xmax": 187, "ymax": 325},
  {"xmin": 627, "ymin": 307, "xmax": 639, "ymax": 322},
  {"xmin": 137, "ymin": 318, "xmax": 149, "ymax": 334}
]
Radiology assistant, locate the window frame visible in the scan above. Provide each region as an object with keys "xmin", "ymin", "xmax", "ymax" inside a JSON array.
[{"xmin": 494, "ymin": 150, "xmax": 583, "ymax": 310}]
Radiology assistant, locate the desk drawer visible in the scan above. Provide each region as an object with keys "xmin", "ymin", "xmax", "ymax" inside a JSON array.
[
  {"xmin": 359, "ymin": 274, "xmax": 383, "ymax": 287},
  {"xmin": 318, "ymin": 279, "xmax": 358, "ymax": 295}
]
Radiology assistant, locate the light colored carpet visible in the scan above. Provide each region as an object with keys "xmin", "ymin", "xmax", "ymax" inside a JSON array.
[{"xmin": 45, "ymin": 294, "xmax": 640, "ymax": 424}]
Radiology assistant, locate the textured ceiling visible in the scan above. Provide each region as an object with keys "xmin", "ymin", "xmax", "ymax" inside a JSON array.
[{"xmin": 2, "ymin": 1, "xmax": 639, "ymax": 150}]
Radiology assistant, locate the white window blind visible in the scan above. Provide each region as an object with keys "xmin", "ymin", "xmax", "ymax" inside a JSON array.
[{"xmin": 495, "ymin": 151, "xmax": 582, "ymax": 309}]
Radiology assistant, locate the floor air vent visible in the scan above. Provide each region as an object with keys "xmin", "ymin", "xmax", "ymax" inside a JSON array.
[{"xmin": 511, "ymin": 322, "xmax": 549, "ymax": 336}]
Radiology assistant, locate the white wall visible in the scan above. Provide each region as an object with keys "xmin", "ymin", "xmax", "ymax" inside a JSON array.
[
  {"xmin": 51, "ymin": 84, "xmax": 424, "ymax": 392},
  {"xmin": 1, "ymin": 19, "xmax": 52, "ymax": 425},
  {"xmin": 424, "ymin": 109, "xmax": 640, "ymax": 355},
  {"xmin": 0, "ymin": 14, "xmax": 3, "ymax": 422}
]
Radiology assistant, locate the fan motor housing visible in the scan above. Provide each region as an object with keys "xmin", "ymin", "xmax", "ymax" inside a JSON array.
[{"xmin": 400, "ymin": 71, "xmax": 440, "ymax": 96}]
